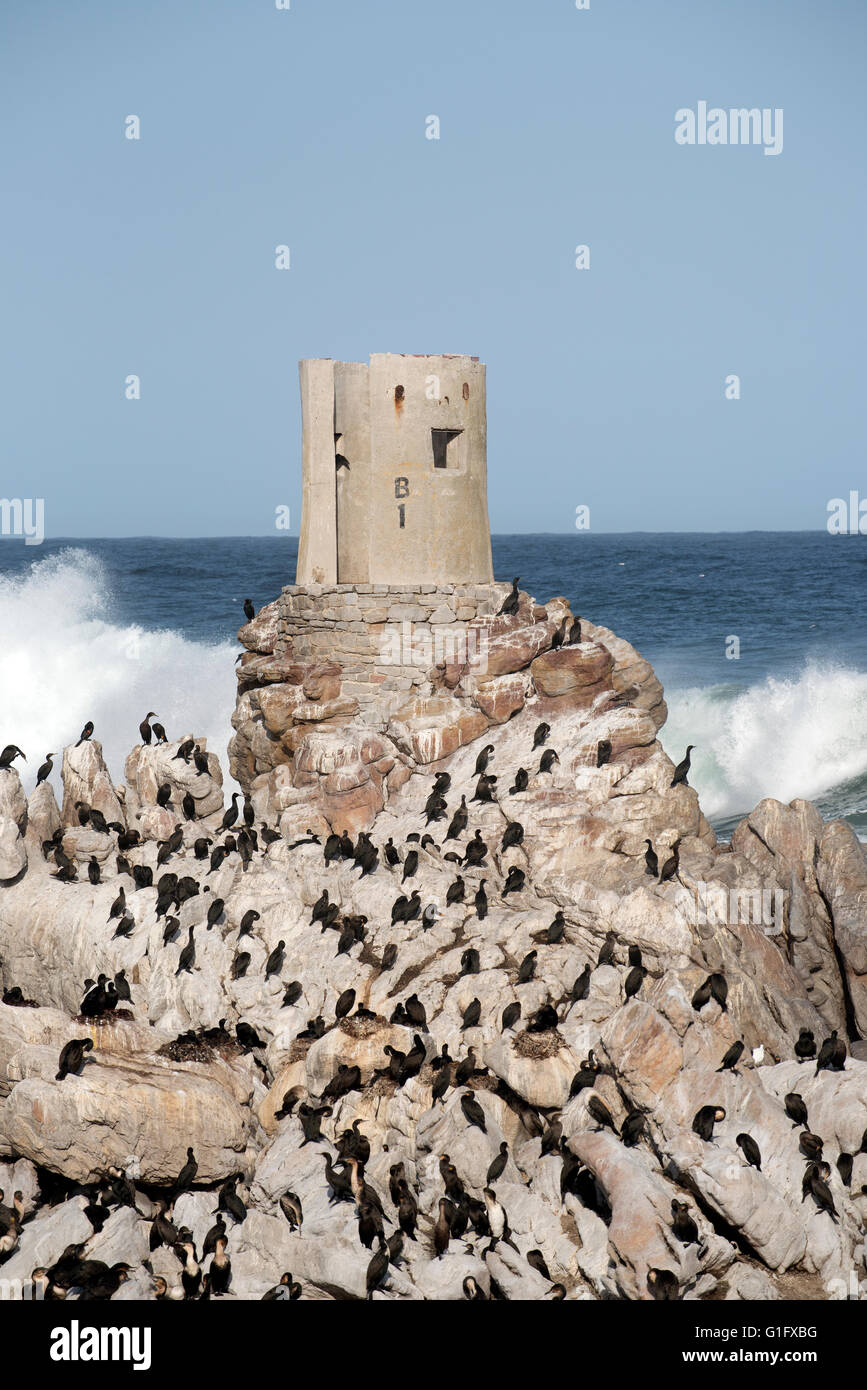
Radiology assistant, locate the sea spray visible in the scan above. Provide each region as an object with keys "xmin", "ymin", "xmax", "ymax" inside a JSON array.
[
  {"xmin": 663, "ymin": 664, "xmax": 867, "ymax": 832},
  {"xmin": 0, "ymin": 549, "xmax": 238, "ymax": 798}
]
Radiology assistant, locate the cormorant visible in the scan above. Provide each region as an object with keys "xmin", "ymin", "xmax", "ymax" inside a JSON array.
[
  {"xmin": 56, "ymin": 1037, "xmax": 93, "ymax": 1081},
  {"xmin": 670, "ymin": 745, "xmax": 695, "ymax": 787},
  {"xmin": 498, "ymin": 577, "xmax": 520, "ymax": 616},
  {"xmin": 36, "ymin": 753, "xmax": 55, "ymax": 784},
  {"xmin": 736, "ymin": 1132, "xmax": 762, "ymax": 1170}
]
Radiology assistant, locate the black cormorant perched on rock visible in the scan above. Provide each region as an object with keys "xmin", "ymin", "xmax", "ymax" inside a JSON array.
[
  {"xmin": 647, "ymin": 1269, "xmax": 679, "ymax": 1300},
  {"xmin": 658, "ymin": 839, "xmax": 682, "ymax": 883},
  {"xmin": 815, "ymin": 1030, "xmax": 846, "ymax": 1073},
  {"xmin": 736, "ymin": 1132, "xmax": 762, "ymax": 1170},
  {"xmin": 461, "ymin": 1090, "xmax": 487, "ymax": 1132},
  {"xmin": 587, "ymin": 1095, "xmax": 616, "ymax": 1132},
  {"xmin": 463, "ymin": 830, "xmax": 488, "ymax": 865},
  {"xmin": 596, "ymin": 739, "xmax": 612, "ymax": 767},
  {"xmin": 517, "ymin": 950, "xmax": 537, "ymax": 983},
  {"xmin": 236, "ymin": 1021, "xmax": 264, "ymax": 1052},
  {"xmin": 403, "ymin": 994, "xmax": 427, "ymax": 1029},
  {"xmin": 218, "ymin": 1176, "xmax": 247, "ymax": 1224},
  {"xmin": 539, "ymin": 748, "xmax": 559, "ymax": 773},
  {"xmin": 502, "ymin": 866, "xmax": 525, "ymax": 897},
  {"xmin": 231, "ymin": 951, "xmax": 251, "ymax": 980},
  {"xmin": 717, "ymin": 1040, "xmax": 744, "ymax": 1073},
  {"xmin": 571, "ymin": 964, "xmax": 591, "ymax": 1001},
  {"xmin": 175, "ymin": 1147, "xmax": 198, "ymax": 1193},
  {"xmin": 176, "ymin": 925, "xmax": 195, "ymax": 975},
  {"xmin": 805, "ymin": 1168, "xmax": 837, "ymax": 1221},
  {"xmin": 473, "ymin": 879, "xmax": 488, "ymax": 921},
  {"xmin": 799, "ymin": 1131, "xmax": 824, "ymax": 1161},
  {"xmin": 391, "ymin": 890, "xmax": 421, "ymax": 925},
  {"xmin": 262, "ymin": 1271, "xmax": 301, "ymax": 1300},
  {"xmin": 532, "ymin": 722, "xmax": 550, "ymax": 749},
  {"xmin": 837, "ymin": 1152, "xmax": 853, "ymax": 1187},
  {"xmin": 527, "ymin": 1002, "xmax": 559, "ymax": 1033},
  {"xmin": 265, "ymin": 939, "xmax": 285, "ymax": 977},
  {"xmin": 243, "ymin": 598, "xmax": 255, "ymax": 621},
  {"xmin": 470, "ymin": 741, "xmax": 495, "ymax": 778},
  {"xmin": 621, "ymin": 1110, "xmax": 645, "ymax": 1147},
  {"xmin": 446, "ymin": 796, "xmax": 468, "ymax": 840},
  {"xmin": 279, "ymin": 1192, "xmax": 303, "ymax": 1230},
  {"xmin": 379, "ymin": 944, "xmax": 398, "ymax": 974},
  {"xmin": 643, "ymin": 839, "xmax": 658, "ymax": 876},
  {"xmin": 597, "ymin": 931, "xmax": 617, "ymax": 966},
  {"xmin": 498, "ymin": 577, "xmax": 520, "ymax": 616},
  {"xmin": 671, "ymin": 1199, "xmax": 698, "ymax": 1245},
  {"xmin": 784, "ymin": 1092, "xmax": 809, "ymax": 1128},
  {"xmin": 501, "ymin": 1001, "xmax": 521, "ymax": 1033},
  {"xmin": 36, "ymin": 752, "xmax": 55, "ymax": 784},
  {"xmin": 56, "ymin": 1037, "xmax": 93, "ymax": 1081},
  {"xmin": 221, "ymin": 792, "xmax": 240, "ymax": 831},
  {"xmin": 569, "ymin": 1052, "xmax": 599, "ymax": 1097},
  {"xmin": 461, "ymin": 997, "xmax": 481, "ymax": 1030},
  {"xmin": 206, "ymin": 897, "xmax": 225, "ymax": 930},
  {"xmin": 401, "ymin": 849, "xmax": 419, "ymax": 882},
  {"xmin": 691, "ymin": 976, "xmax": 712, "ymax": 1011},
  {"xmin": 624, "ymin": 963, "xmax": 646, "ymax": 1000},
  {"xmin": 76, "ymin": 721, "xmax": 94, "ymax": 746},
  {"xmin": 692, "ymin": 1105, "xmax": 726, "ymax": 1142},
  {"xmin": 0, "ymin": 744, "xmax": 26, "ymax": 768},
  {"xmin": 501, "ymin": 820, "xmax": 524, "ymax": 850},
  {"xmin": 139, "ymin": 713, "xmax": 157, "ymax": 744},
  {"xmin": 670, "ymin": 745, "xmax": 694, "ymax": 787},
  {"xmin": 794, "ymin": 1028, "xmax": 816, "ymax": 1062},
  {"xmin": 148, "ymin": 1200, "xmax": 180, "ymax": 1252},
  {"xmin": 509, "ymin": 767, "xmax": 529, "ymax": 793}
]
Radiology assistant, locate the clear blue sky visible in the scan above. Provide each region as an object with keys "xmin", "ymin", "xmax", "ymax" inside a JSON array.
[{"xmin": 1, "ymin": 0, "xmax": 865, "ymax": 535}]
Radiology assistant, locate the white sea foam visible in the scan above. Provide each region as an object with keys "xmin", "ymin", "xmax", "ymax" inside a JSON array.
[
  {"xmin": 663, "ymin": 665, "xmax": 867, "ymax": 824},
  {"xmin": 0, "ymin": 549, "xmax": 237, "ymax": 796}
]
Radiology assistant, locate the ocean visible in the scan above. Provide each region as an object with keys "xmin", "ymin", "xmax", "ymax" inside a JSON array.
[{"xmin": 0, "ymin": 533, "xmax": 865, "ymax": 841}]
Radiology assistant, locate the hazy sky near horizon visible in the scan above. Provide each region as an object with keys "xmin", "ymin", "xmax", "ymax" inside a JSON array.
[{"xmin": 2, "ymin": 0, "xmax": 865, "ymax": 537}]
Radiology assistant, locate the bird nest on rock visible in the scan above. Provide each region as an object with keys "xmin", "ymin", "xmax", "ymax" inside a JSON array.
[
  {"xmin": 514, "ymin": 1028, "xmax": 563, "ymax": 1060},
  {"xmin": 157, "ymin": 1034, "xmax": 240, "ymax": 1063},
  {"xmin": 338, "ymin": 1014, "xmax": 383, "ymax": 1039},
  {"xmin": 366, "ymin": 1072, "xmax": 399, "ymax": 1100},
  {"xmin": 158, "ymin": 1037, "xmax": 217, "ymax": 1063}
]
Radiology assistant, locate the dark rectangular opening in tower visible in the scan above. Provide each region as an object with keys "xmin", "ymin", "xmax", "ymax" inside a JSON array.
[{"xmin": 431, "ymin": 427, "xmax": 463, "ymax": 469}]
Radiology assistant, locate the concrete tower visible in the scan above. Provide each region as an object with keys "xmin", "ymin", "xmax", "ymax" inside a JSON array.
[{"xmin": 296, "ymin": 353, "xmax": 494, "ymax": 586}]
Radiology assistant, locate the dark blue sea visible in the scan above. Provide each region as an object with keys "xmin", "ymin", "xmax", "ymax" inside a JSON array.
[{"xmin": 0, "ymin": 534, "xmax": 865, "ymax": 840}]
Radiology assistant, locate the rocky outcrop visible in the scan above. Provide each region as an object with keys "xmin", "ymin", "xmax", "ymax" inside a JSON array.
[
  {"xmin": 60, "ymin": 740, "xmax": 124, "ymax": 830},
  {"xmin": 0, "ymin": 767, "xmax": 27, "ymax": 882},
  {"xmin": 0, "ymin": 582, "xmax": 864, "ymax": 1301}
]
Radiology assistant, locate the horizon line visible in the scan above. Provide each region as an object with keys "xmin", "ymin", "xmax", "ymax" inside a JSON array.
[{"xmin": 0, "ymin": 528, "xmax": 852, "ymax": 543}]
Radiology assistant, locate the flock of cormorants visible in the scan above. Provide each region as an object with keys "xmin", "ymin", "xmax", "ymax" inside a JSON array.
[{"xmin": 0, "ymin": 593, "xmax": 860, "ymax": 1300}]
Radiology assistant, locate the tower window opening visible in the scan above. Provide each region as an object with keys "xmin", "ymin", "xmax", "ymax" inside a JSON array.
[{"xmin": 431, "ymin": 427, "xmax": 463, "ymax": 469}]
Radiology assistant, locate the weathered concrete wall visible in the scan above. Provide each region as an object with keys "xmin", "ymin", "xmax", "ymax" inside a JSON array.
[
  {"xmin": 296, "ymin": 358, "xmax": 338, "ymax": 586},
  {"xmin": 295, "ymin": 355, "xmax": 494, "ymax": 587},
  {"xmin": 279, "ymin": 582, "xmax": 502, "ymax": 716}
]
